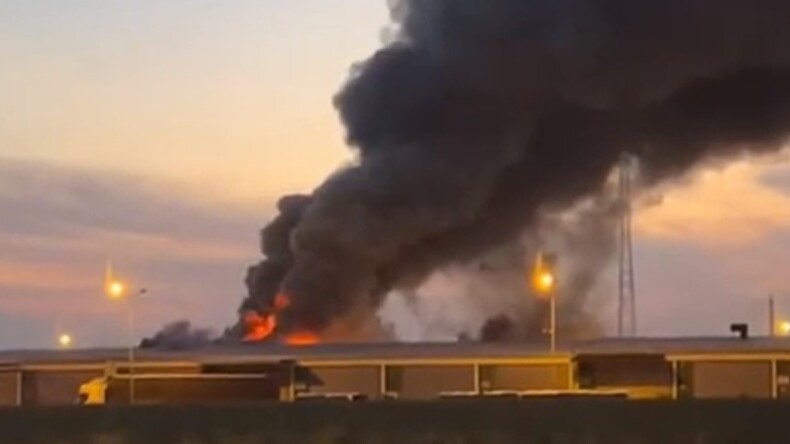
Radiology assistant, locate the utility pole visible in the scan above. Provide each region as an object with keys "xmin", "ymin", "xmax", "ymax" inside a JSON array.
[
  {"xmin": 127, "ymin": 294, "xmax": 136, "ymax": 404},
  {"xmin": 769, "ymin": 295, "xmax": 776, "ymax": 337},
  {"xmin": 533, "ymin": 252, "xmax": 558, "ymax": 353},
  {"xmin": 549, "ymin": 285, "xmax": 557, "ymax": 353},
  {"xmin": 618, "ymin": 154, "xmax": 638, "ymax": 337},
  {"xmin": 105, "ymin": 260, "xmax": 146, "ymax": 405}
]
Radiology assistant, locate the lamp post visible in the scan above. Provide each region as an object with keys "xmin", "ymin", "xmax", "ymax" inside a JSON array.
[
  {"xmin": 768, "ymin": 295, "xmax": 790, "ymax": 337},
  {"xmin": 532, "ymin": 252, "xmax": 558, "ymax": 353},
  {"xmin": 58, "ymin": 333, "xmax": 73, "ymax": 349},
  {"xmin": 106, "ymin": 279, "xmax": 146, "ymax": 405}
]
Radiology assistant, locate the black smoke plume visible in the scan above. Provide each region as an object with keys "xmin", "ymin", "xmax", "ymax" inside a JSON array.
[
  {"xmin": 480, "ymin": 315, "xmax": 516, "ymax": 343},
  {"xmin": 239, "ymin": 0, "xmax": 790, "ymax": 339},
  {"xmin": 140, "ymin": 321, "xmax": 216, "ymax": 351},
  {"xmin": 242, "ymin": 195, "xmax": 312, "ymax": 315}
]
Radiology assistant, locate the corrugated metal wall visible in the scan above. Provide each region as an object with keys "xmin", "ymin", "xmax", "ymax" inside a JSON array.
[
  {"xmin": 578, "ymin": 355, "xmax": 671, "ymax": 388},
  {"xmin": 298, "ymin": 366, "xmax": 381, "ymax": 399},
  {"xmin": 22, "ymin": 370, "xmax": 103, "ymax": 406},
  {"xmin": 776, "ymin": 361, "xmax": 790, "ymax": 398},
  {"xmin": 692, "ymin": 362, "xmax": 771, "ymax": 399},
  {"xmin": 387, "ymin": 365, "xmax": 475, "ymax": 399},
  {"xmin": 480, "ymin": 364, "xmax": 569, "ymax": 392},
  {"xmin": 114, "ymin": 365, "xmax": 200, "ymax": 375},
  {"xmin": 106, "ymin": 378, "xmax": 281, "ymax": 405},
  {"xmin": 0, "ymin": 372, "xmax": 20, "ymax": 406}
]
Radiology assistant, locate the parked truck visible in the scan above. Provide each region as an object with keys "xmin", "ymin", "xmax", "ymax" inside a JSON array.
[{"xmin": 77, "ymin": 373, "xmax": 287, "ymax": 405}]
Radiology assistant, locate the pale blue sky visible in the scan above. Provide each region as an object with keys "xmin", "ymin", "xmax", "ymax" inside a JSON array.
[{"xmin": 1, "ymin": 1, "xmax": 790, "ymax": 349}]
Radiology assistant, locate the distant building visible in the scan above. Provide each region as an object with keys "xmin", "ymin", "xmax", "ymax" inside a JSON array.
[{"xmin": 2, "ymin": 337, "xmax": 790, "ymax": 406}]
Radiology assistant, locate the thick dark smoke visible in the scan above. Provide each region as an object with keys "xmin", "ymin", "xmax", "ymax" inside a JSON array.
[
  {"xmin": 241, "ymin": 195, "xmax": 312, "ymax": 315},
  {"xmin": 140, "ymin": 321, "xmax": 216, "ymax": 351},
  {"xmin": 479, "ymin": 195, "xmax": 619, "ymax": 342},
  {"xmin": 238, "ymin": 0, "xmax": 790, "ymax": 339},
  {"xmin": 481, "ymin": 315, "xmax": 516, "ymax": 342},
  {"xmin": 379, "ymin": 195, "xmax": 615, "ymax": 343}
]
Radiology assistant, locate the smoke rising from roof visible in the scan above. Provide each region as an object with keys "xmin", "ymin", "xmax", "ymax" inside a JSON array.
[
  {"xmin": 140, "ymin": 321, "xmax": 216, "ymax": 351},
  {"xmin": 378, "ymin": 191, "xmax": 618, "ymax": 343},
  {"xmin": 239, "ymin": 0, "xmax": 790, "ymax": 340}
]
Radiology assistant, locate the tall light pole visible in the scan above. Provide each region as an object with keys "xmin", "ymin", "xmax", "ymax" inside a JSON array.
[
  {"xmin": 532, "ymin": 252, "xmax": 558, "ymax": 353},
  {"xmin": 57, "ymin": 333, "xmax": 73, "ymax": 349},
  {"xmin": 770, "ymin": 295, "xmax": 790, "ymax": 337},
  {"xmin": 106, "ymin": 277, "xmax": 146, "ymax": 405}
]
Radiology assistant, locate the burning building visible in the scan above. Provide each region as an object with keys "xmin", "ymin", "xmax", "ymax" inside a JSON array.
[{"xmin": 236, "ymin": 0, "xmax": 790, "ymax": 344}]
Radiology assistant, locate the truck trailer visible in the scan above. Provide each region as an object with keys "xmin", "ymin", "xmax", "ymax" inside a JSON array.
[{"xmin": 77, "ymin": 373, "xmax": 287, "ymax": 405}]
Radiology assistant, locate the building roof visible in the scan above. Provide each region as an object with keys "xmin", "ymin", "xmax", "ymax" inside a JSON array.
[
  {"xmin": 575, "ymin": 336, "xmax": 790, "ymax": 355},
  {"xmin": 3, "ymin": 336, "xmax": 790, "ymax": 368},
  {"xmin": 0, "ymin": 342, "xmax": 565, "ymax": 367}
]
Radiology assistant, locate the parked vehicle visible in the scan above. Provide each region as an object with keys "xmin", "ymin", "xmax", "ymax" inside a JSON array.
[{"xmin": 77, "ymin": 373, "xmax": 284, "ymax": 405}]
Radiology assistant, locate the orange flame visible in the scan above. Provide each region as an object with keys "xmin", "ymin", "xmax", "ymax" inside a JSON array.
[
  {"xmin": 243, "ymin": 311, "xmax": 276, "ymax": 342},
  {"xmin": 285, "ymin": 331, "xmax": 320, "ymax": 346},
  {"xmin": 274, "ymin": 293, "xmax": 291, "ymax": 310},
  {"xmin": 242, "ymin": 293, "xmax": 321, "ymax": 345}
]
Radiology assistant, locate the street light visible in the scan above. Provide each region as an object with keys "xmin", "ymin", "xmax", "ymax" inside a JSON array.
[
  {"xmin": 535, "ymin": 270, "xmax": 555, "ymax": 294},
  {"xmin": 768, "ymin": 295, "xmax": 790, "ymax": 337},
  {"xmin": 58, "ymin": 333, "xmax": 73, "ymax": 349},
  {"xmin": 532, "ymin": 252, "xmax": 558, "ymax": 353},
  {"xmin": 107, "ymin": 281, "xmax": 125, "ymax": 300},
  {"xmin": 105, "ymin": 276, "xmax": 146, "ymax": 405}
]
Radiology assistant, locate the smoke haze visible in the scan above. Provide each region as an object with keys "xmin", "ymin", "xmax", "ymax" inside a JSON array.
[
  {"xmin": 140, "ymin": 321, "xmax": 216, "ymax": 351},
  {"xmin": 239, "ymin": 0, "xmax": 790, "ymax": 340}
]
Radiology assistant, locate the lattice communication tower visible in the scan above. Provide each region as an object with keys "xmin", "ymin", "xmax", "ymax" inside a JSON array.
[{"xmin": 617, "ymin": 155, "xmax": 637, "ymax": 337}]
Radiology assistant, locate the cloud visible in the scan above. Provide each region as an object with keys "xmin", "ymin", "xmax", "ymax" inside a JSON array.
[
  {"xmin": 4, "ymin": 155, "xmax": 790, "ymax": 346},
  {"xmin": 633, "ymin": 239, "xmax": 762, "ymax": 336},
  {"xmin": 629, "ymin": 157, "xmax": 790, "ymax": 336},
  {"xmin": 0, "ymin": 158, "xmax": 266, "ymax": 348},
  {"xmin": 0, "ymin": 157, "xmax": 258, "ymax": 242},
  {"xmin": 635, "ymin": 159, "xmax": 790, "ymax": 248}
]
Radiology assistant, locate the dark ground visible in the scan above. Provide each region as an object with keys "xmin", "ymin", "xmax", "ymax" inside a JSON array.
[{"xmin": 1, "ymin": 399, "xmax": 789, "ymax": 444}]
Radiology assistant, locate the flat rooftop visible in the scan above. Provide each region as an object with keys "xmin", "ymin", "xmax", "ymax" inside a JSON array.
[{"xmin": 3, "ymin": 336, "xmax": 790, "ymax": 367}]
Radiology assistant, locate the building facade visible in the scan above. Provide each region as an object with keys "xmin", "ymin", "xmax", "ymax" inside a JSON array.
[{"xmin": 2, "ymin": 338, "xmax": 790, "ymax": 406}]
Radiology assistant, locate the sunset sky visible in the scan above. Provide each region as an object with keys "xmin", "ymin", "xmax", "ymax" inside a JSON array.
[{"xmin": 2, "ymin": 1, "xmax": 790, "ymax": 349}]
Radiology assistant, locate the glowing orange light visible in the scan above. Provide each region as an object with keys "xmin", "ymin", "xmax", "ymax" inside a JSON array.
[
  {"xmin": 274, "ymin": 293, "xmax": 291, "ymax": 310},
  {"xmin": 58, "ymin": 333, "xmax": 73, "ymax": 348},
  {"xmin": 534, "ymin": 271, "xmax": 555, "ymax": 293},
  {"xmin": 242, "ymin": 293, "xmax": 318, "ymax": 344},
  {"xmin": 107, "ymin": 281, "xmax": 125, "ymax": 300},
  {"xmin": 243, "ymin": 311, "xmax": 277, "ymax": 342},
  {"xmin": 531, "ymin": 252, "xmax": 556, "ymax": 297},
  {"xmin": 285, "ymin": 331, "xmax": 319, "ymax": 346}
]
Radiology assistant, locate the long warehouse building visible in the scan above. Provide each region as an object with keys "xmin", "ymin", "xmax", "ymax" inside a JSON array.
[{"xmin": 2, "ymin": 336, "xmax": 790, "ymax": 406}]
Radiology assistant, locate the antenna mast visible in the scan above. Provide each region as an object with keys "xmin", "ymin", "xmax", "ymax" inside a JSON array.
[{"xmin": 617, "ymin": 155, "xmax": 637, "ymax": 337}]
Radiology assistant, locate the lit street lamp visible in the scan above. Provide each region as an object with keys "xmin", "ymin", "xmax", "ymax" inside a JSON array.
[
  {"xmin": 536, "ymin": 270, "xmax": 555, "ymax": 294},
  {"xmin": 58, "ymin": 333, "xmax": 73, "ymax": 349},
  {"xmin": 105, "ymin": 270, "xmax": 146, "ymax": 405},
  {"xmin": 107, "ymin": 281, "xmax": 125, "ymax": 300},
  {"xmin": 532, "ymin": 252, "xmax": 558, "ymax": 353},
  {"xmin": 768, "ymin": 295, "xmax": 790, "ymax": 337}
]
